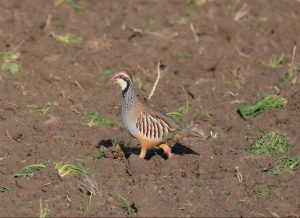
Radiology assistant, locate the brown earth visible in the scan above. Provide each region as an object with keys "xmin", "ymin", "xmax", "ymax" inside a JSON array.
[{"xmin": 0, "ymin": 0, "xmax": 300, "ymax": 217}]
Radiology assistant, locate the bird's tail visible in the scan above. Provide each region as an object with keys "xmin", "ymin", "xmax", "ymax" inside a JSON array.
[{"xmin": 179, "ymin": 127, "xmax": 206, "ymax": 139}]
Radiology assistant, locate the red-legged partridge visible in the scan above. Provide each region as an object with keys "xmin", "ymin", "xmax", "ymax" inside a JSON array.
[{"xmin": 112, "ymin": 71, "xmax": 198, "ymax": 159}]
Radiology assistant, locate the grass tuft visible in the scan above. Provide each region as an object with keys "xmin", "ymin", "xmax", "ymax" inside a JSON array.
[
  {"xmin": 0, "ymin": 51, "xmax": 22, "ymax": 74},
  {"xmin": 260, "ymin": 53, "xmax": 285, "ymax": 69},
  {"xmin": 39, "ymin": 199, "xmax": 49, "ymax": 218},
  {"xmin": 54, "ymin": 33, "xmax": 82, "ymax": 45},
  {"xmin": 28, "ymin": 102, "xmax": 52, "ymax": 115},
  {"xmin": 54, "ymin": 162, "xmax": 88, "ymax": 177},
  {"xmin": 90, "ymin": 147, "xmax": 106, "ymax": 160},
  {"xmin": 14, "ymin": 162, "xmax": 47, "ymax": 178},
  {"xmin": 167, "ymin": 88, "xmax": 191, "ymax": 121},
  {"xmin": 132, "ymin": 75, "xmax": 142, "ymax": 88},
  {"xmin": 263, "ymin": 156, "xmax": 300, "ymax": 175},
  {"xmin": 247, "ymin": 131, "xmax": 291, "ymax": 157},
  {"xmin": 0, "ymin": 186, "xmax": 9, "ymax": 193},
  {"xmin": 85, "ymin": 112, "xmax": 120, "ymax": 128},
  {"xmin": 237, "ymin": 94, "xmax": 287, "ymax": 120},
  {"xmin": 102, "ymin": 68, "xmax": 112, "ymax": 80},
  {"xmin": 66, "ymin": 0, "xmax": 85, "ymax": 13},
  {"xmin": 118, "ymin": 194, "xmax": 137, "ymax": 215},
  {"xmin": 247, "ymin": 131, "xmax": 300, "ymax": 175}
]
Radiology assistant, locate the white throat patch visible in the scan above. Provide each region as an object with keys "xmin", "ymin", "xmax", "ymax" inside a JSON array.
[{"xmin": 117, "ymin": 79, "xmax": 128, "ymax": 90}]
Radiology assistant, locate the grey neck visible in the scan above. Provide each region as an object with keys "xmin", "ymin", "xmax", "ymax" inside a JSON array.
[{"xmin": 122, "ymin": 83, "xmax": 139, "ymax": 112}]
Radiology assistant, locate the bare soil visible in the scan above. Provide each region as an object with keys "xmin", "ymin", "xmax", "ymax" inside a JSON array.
[{"xmin": 0, "ymin": 0, "xmax": 299, "ymax": 217}]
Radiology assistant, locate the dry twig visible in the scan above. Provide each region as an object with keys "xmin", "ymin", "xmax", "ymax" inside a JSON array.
[
  {"xmin": 234, "ymin": 3, "xmax": 251, "ymax": 21},
  {"xmin": 235, "ymin": 166, "xmax": 243, "ymax": 182},
  {"xmin": 190, "ymin": 23, "xmax": 199, "ymax": 42},
  {"xmin": 148, "ymin": 61, "xmax": 162, "ymax": 100}
]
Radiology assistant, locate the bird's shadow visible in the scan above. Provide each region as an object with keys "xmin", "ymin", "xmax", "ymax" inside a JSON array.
[{"xmin": 97, "ymin": 139, "xmax": 199, "ymax": 160}]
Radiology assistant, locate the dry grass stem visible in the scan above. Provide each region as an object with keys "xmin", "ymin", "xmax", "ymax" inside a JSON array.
[
  {"xmin": 190, "ymin": 23, "xmax": 199, "ymax": 42},
  {"xmin": 147, "ymin": 61, "xmax": 162, "ymax": 100},
  {"xmin": 234, "ymin": 3, "xmax": 251, "ymax": 21},
  {"xmin": 235, "ymin": 166, "xmax": 243, "ymax": 182}
]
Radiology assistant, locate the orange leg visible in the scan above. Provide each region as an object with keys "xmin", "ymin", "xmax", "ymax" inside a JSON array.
[
  {"xmin": 139, "ymin": 146, "xmax": 147, "ymax": 159},
  {"xmin": 159, "ymin": 144, "xmax": 173, "ymax": 159}
]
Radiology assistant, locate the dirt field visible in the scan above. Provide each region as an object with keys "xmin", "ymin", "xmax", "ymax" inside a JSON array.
[{"xmin": 0, "ymin": 0, "xmax": 300, "ymax": 217}]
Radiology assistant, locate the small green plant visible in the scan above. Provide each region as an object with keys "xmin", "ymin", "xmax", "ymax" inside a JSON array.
[
  {"xmin": 67, "ymin": 0, "xmax": 85, "ymax": 13},
  {"xmin": 90, "ymin": 148, "xmax": 106, "ymax": 160},
  {"xmin": 54, "ymin": 33, "xmax": 82, "ymax": 44},
  {"xmin": 118, "ymin": 194, "xmax": 137, "ymax": 215},
  {"xmin": 28, "ymin": 102, "xmax": 52, "ymax": 115},
  {"xmin": 0, "ymin": 52, "xmax": 19, "ymax": 62},
  {"xmin": 237, "ymin": 94, "xmax": 287, "ymax": 120},
  {"xmin": 263, "ymin": 156, "xmax": 300, "ymax": 175},
  {"xmin": 14, "ymin": 163, "xmax": 47, "ymax": 178},
  {"xmin": 1, "ymin": 62, "xmax": 22, "ymax": 74},
  {"xmin": 179, "ymin": 16, "xmax": 190, "ymax": 25},
  {"xmin": 54, "ymin": 162, "xmax": 88, "ymax": 177},
  {"xmin": 260, "ymin": 53, "xmax": 285, "ymax": 69},
  {"xmin": 0, "ymin": 186, "xmax": 9, "ymax": 193},
  {"xmin": 53, "ymin": 136, "xmax": 75, "ymax": 147},
  {"xmin": 85, "ymin": 112, "xmax": 120, "ymax": 128},
  {"xmin": 132, "ymin": 75, "xmax": 142, "ymax": 88},
  {"xmin": 223, "ymin": 190, "xmax": 231, "ymax": 196},
  {"xmin": 102, "ymin": 69, "xmax": 112, "ymax": 80},
  {"xmin": 257, "ymin": 184, "xmax": 273, "ymax": 197},
  {"xmin": 247, "ymin": 131, "xmax": 291, "ymax": 157},
  {"xmin": 0, "ymin": 51, "xmax": 21, "ymax": 74},
  {"xmin": 242, "ymin": 183, "xmax": 273, "ymax": 201},
  {"xmin": 247, "ymin": 131, "xmax": 300, "ymax": 175},
  {"xmin": 39, "ymin": 199, "xmax": 49, "ymax": 218},
  {"xmin": 279, "ymin": 65, "xmax": 300, "ymax": 87},
  {"xmin": 49, "ymin": 73, "xmax": 62, "ymax": 81},
  {"xmin": 167, "ymin": 88, "xmax": 191, "ymax": 121}
]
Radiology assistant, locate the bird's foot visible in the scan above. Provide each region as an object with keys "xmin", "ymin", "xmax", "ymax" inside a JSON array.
[{"xmin": 159, "ymin": 144, "xmax": 173, "ymax": 159}]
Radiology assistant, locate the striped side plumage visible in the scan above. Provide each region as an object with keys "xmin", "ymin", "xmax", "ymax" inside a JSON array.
[{"xmin": 136, "ymin": 112, "xmax": 170, "ymax": 139}]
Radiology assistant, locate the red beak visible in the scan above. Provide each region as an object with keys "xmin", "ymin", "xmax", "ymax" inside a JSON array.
[{"xmin": 111, "ymin": 76, "xmax": 117, "ymax": 83}]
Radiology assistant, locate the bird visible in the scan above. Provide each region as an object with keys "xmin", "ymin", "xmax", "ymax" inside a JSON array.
[{"xmin": 112, "ymin": 71, "xmax": 200, "ymax": 159}]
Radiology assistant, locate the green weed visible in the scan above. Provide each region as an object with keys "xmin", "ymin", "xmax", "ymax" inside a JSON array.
[
  {"xmin": 223, "ymin": 190, "xmax": 231, "ymax": 196},
  {"xmin": 54, "ymin": 33, "xmax": 82, "ymax": 44},
  {"xmin": 257, "ymin": 184, "xmax": 273, "ymax": 197},
  {"xmin": 85, "ymin": 112, "xmax": 120, "ymax": 128},
  {"xmin": 260, "ymin": 53, "xmax": 285, "ymax": 69},
  {"xmin": 102, "ymin": 68, "xmax": 112, "ymax": 80},
  {"xmin": 279, "ymin": 65, "xmax": 300, "ymax": 87},
  {"xmin": 53, "ymin": 136, "xmax": 75, "ymax": 147},
  {"xmin": 28, "ymin": 102, "xmax": 52, "ymax": 115},
  {"xmin": 247, "ymin": 131, "xmax": 300, "ymax": 175},
  {"xmin": 179, "ymin": 16, "xmax": 190, "ymax": 25},
  {"xmin": 242, "ymin": 183, "xmax": 272, "ymax": 201},
  {"xmin": 67, "ymin": 0, "xmax": 85, "ymax": 13},
  {"xmin": 90, "ymin": 148, "xmax": 106, "ymax": 160},
  {"xmin": 237, "ymin": 94, "xmax": 287, "ymax": 120},
  {"xmin": 118, "ymin": 194, "xmax": 137, "ymax": 216},
  {"xmin": 263, "ymin": 156, "xmax": 300, "ymax": 175},
  {"xmin": 0, "ymin": 51, "xmax": 19, "ymax": 62},
  {"xmin": 49, "ymin": 73, "xmax": 62, "ymax": 81},
  {"xmin": 54, "ymin": 162, "xmax": 88, "ymax": 177},
  {"xmin": 132, "ymin": 75, "xmax": 142, "ymax": 88},
  {"xmin": 39, "ymin": 199, "xmax": 49, "ymax": 218},
  {"xmin": 0, "ymin": 51, "xmax": 21, "ymax": 74},
  {"xmin": 1, "ymin": 62, "xmax": 22, "ymax": 74},
  {"xmin": 167, "ymin": 88, "xmax": 191, "ymax": 121},
  {"xmin": 0, "ymin": 186, "xmax": 9, "ymax": 193},
  {"xmin": 247, "ymin": 131, "xmax": 291, "ymax": 157},
  {"xmin": 14, "ymin": 162, "xmax": 47, "ymax": 178}
]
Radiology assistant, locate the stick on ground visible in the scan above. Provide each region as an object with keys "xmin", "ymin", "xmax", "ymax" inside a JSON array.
[{"xmin": 147, "ymin": 61, "xmax": 162, "ymax": 100}]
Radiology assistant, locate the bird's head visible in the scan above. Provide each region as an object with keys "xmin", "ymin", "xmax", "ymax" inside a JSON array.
[{"xmin": 111, "ymin": 71, "xmax": 132, "ymax": 91}]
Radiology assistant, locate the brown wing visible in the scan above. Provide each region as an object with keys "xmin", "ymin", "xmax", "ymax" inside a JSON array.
[{"xmin": 135, "ymin": 112, "xmax": 175, "ymax": 139}]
